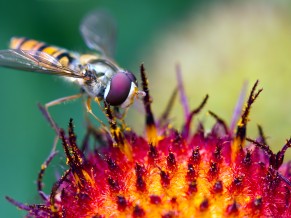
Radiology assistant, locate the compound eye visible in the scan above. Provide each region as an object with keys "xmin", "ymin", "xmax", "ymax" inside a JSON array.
[
  {"xmin": 125, "ymin": 71, "xmax": 138, "ymax": 86},
  {"xmin": 104, "ymin": 72, "xmax": 132, "ymax": 106}
]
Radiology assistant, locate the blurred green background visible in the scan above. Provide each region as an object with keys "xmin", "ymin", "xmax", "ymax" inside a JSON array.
[{"xmin": 1, "ymin": 0, "xmax": 291, "ymax": 217}]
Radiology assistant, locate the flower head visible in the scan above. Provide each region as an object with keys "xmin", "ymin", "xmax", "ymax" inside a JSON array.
[{"xmin": 6, "ymin": 65, "xmax": 291, "ymax": 217}]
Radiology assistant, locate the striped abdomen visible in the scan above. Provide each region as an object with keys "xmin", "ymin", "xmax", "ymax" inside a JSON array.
[{"xmin": 10, "ymin": 37, "xmax": 77, "ymax": 68}]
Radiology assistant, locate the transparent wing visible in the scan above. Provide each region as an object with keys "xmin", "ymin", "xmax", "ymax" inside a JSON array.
[
  {"xmin": 80, "ymin": 9, "xmax": 117, "ymax": 57},
  {"xmin": 0, "ymin": 49, "xmax": 83, "ymax": 78}
]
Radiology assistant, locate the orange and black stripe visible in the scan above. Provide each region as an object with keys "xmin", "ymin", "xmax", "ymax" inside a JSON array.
[{"xmin": 10, "ymin": 37, "xmax": 76, "ymax": 67}]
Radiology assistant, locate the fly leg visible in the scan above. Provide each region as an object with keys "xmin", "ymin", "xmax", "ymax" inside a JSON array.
[
  {"xmin": 112, "ymin": 106, "xmax": 129, "ymax": 130},
  {"xmin": 88, "ymin": 97, "xmax": 127, "ymax": 145},
  {"xmin": 85, "ymin": 97, "xmax": 107, "ymax": 127},
  {"xmin": 85, "ymin": 97, "xmax": 116, "ymax": 143},
  {"xmin": 38, "ymin": 93, "xmax": 83, "ymax": 135}
]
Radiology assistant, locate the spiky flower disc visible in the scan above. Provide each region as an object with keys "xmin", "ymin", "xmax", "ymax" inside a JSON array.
[{"xmin": 6, "ymin": 65, "xmax": 291, "ymax": 218}]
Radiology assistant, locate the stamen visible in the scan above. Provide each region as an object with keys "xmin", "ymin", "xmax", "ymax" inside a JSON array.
[
  {"xmin": 104, "ymin": 102, "xmax": 123, "ymax": 146},
  {"xmin": 5, "ymin": 196, "xmax": 51, "ymax": 215},
  {"xmin": 246, "ymin": 138, "xmax": 274, "ymax": 161},
  {"xmin": 140, "ymin": 64, "xmax": 157, "ymax": 143},
  {"xmin": 182, "ymin": 94, "xmax": 209, "ymax": 139},
  {"xmin": 247, "ymin": 137, "xmax": 291, "ymax": 186},
  {"xmin": 230, "ymin": 81, "xmax": 248, "ymax": 133},
  {"xmin": 104, "ymin": 102, "xmax": 133, "ymax": 160},
  {"xmin": 158, "ymin": 87, "xmax": 178, "ymax": 127},
  {"xmin": 68, "ymin": 119, "xmax": 84, "ymax": 164},
  {"xmin": 58, "ymin": 122, "xmax": 96, "ymax": 192},
  {"xmin": 233, "ymin": 80, "xmax": 262, "ymax": 160},
  {"xmin": 275, "ymin": 138, "xmax": 291, "ymax": 169},
  {"xmin": 208, "ymin": 110, "xmax": 228, "ymax": 134},
  {"xmin": 37, "ymin": 150, "xmax": 58, "ymax": 201},
  {"xmin": 5, "ymin": 196, "xmax": 31, "ymax": 211},
  {"xmin": 176, "ymin": 64, "xmax": 190, "ymax": 120},
  {"xmin": 246, "ymin": 138, "xmax": 291, "ymax": 169},
  {"xmin": 257, "ymin": 125, "xmax": 268, "ymax": 146},
  {"xmin": 50, "ymin": 169, "xmax": 70, "ymax": 213},
  {"xmin": 60, "ymin": 121, "xmax": 84, "ymax": 168}
]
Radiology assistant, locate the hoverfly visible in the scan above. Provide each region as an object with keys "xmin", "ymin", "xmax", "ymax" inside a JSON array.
[{"xmin": 0, "ymin": 10, "xmax": 145, "ymax": 132}]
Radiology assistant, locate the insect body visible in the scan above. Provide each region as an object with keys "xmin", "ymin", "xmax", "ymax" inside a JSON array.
[{"xmin": 0, "ymin": 10, "xmax": 145, "ymax": 110}]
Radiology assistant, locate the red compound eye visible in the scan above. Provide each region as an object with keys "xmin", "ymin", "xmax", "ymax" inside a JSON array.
[{"xmin": 104, "ymin": 71, "xmax": 135, "ymax": 106}]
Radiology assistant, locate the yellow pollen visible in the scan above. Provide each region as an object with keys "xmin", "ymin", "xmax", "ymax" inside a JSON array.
[{"xmin": 82, "ymin": 169, "xmax": 95, "ymax": 187}]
